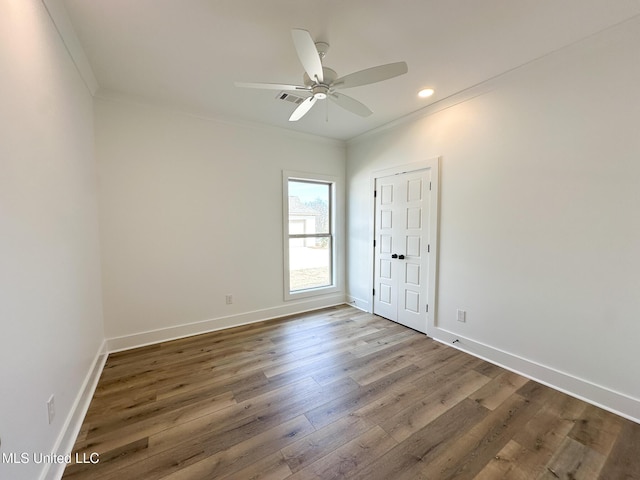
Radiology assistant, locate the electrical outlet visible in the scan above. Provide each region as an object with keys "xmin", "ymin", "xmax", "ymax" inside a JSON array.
[
  {"xmin": 457, "ymin": 309, "xmax": 467, "ymax": 323},
  {"xmin": 47, "ymin": 395, "xmax": 55, "ymax": 424},
  {"xmin": 225, "ymin": 294, "xmax": 233, "ymax": 305}
]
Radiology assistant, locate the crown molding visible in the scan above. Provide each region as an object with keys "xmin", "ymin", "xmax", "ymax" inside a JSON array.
[{"xmin": 40, "ymin": 0, "xmax": 99, "ymax": 95}]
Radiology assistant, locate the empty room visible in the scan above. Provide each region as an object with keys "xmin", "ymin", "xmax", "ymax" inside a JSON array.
[{"xmin": 2, "ymin": 0, "xmax": 640, "ymax": 479}]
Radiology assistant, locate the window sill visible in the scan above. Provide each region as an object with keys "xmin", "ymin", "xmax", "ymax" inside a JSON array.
[{"xmin": 284, "ymin": 284, "xmax": 340, "ymax": 301}]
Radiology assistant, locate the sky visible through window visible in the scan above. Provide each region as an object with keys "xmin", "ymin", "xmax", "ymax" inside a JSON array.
[{"xmin": 289, "ymin": 181, "xmax": 327, "ymax": 204}]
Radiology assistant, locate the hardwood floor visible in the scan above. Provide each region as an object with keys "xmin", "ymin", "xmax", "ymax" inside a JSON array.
[{"xmin": 63, "ymin": 305, "xmax": 640, "ymax": 479}]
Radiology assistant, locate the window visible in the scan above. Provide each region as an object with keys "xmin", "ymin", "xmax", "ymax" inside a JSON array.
[{"xmin": 283, "ymin": 172, "xmax": 338, "ymax": 299}]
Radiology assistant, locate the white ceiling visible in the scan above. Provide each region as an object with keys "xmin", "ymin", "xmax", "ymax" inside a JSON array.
[{"xmin": 62, "ymin": 0, "xmax": 640, "ymax": 141}]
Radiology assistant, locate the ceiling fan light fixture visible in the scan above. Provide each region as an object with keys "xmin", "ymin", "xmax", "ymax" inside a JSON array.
[
  {"xmin": 312, "ymin": 84, "xmax": 329, "ymax": 99},
  {"xmin": 418, "ymin": 88, "xmax": 435, "ymax": 98}
]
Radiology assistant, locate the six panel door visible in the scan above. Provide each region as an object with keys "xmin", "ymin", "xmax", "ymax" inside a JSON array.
[{"xmin": 373, "ymin": 169, "xmax": 431, "ymax": 333}]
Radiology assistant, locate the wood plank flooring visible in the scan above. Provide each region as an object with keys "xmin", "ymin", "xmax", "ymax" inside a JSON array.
[{"xmin": 63, "ymin": 305, "xmax": 640, "ymax": 479}]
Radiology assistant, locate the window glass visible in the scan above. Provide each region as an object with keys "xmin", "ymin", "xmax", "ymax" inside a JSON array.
[{"xmin": 286, "ymin": 178, "xmax": 333, "ymax": 295}]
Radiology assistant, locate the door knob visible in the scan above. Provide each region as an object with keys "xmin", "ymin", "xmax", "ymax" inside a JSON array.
[
  {"xmin": 391, "ymin": 254, "xmax": 398, "ymax": 259},
  {"xmin": 398, "ymin": 255, "xmax": 405, "ymax": 259}
]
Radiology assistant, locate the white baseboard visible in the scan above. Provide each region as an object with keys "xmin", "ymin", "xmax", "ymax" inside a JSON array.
[
  {"xmin": 346, "ymin": 295, "xmax": 370, "ymax": 313},
  {"xmin": 432, "ymin": 327, "xmax": 640, "ymax": 424},
  {"xmin": 40, "ymin": 340, "xmax": 108, "ymax": 480},
  {"xmin": 106, "ymin": 294, "xmax": 347, "ymax": 353}
]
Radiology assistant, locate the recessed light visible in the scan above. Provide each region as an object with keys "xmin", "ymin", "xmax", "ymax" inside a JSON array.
[{"xmin": 418, "ymin": 88, "xmax": 434, "ymax": 98}]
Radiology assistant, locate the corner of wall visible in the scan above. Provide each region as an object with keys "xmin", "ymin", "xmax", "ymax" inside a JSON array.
[{"xmin": 346, "ymin": 295, "xmax": 370, "ymax": 313}]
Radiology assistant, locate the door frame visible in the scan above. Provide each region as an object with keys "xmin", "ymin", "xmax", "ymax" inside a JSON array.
[{"xmin": 368, "ymin": 158, "xmax": 440, "ymax": 336}]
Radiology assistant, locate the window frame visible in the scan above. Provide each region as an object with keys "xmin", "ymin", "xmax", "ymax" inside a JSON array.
[{"xmin": 283, "ymin": 171, "xmax": 340, "ymax": 301}]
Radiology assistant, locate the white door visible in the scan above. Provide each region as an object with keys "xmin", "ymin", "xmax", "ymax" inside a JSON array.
[{"xmin": 373, "ymin": 169, "xmax": 431, "ymax": 333}]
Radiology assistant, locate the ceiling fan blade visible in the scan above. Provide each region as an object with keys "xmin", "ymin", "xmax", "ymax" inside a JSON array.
[
  {"xmin": 289, "ymin": 96, "xmax": 318, "ymax": 122},
  {"xmin": 292, "ymin": 29, "xmax": 323, "ymax": 83},
  {"xmin": 329, "ymin": 93, "xmax": 373, "ymax": 117},
  {"xmin": 235, "ymin": 81, "xmax": 309, "ymax": 92},
  {"xmin": 334, "ymin": 61, "xmax": 408, "ymax": 89}
]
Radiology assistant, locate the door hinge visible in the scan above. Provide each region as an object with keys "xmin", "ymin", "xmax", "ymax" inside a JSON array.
[
  {"xmin": 374, "ymin": 190, "xmax": 377, "ymax": 198},
  {"xmin": 426, "ymin": 304, "xmax": 429, "ymax": 313},
  {"xmin": 429, "ymin": 181, "xmax": 432, "ymax": 191},
  {"xmin": 427, "ymin": 244, "xmax": 430, "ymax": 253},
  {"xmin": 373, "ymin": 239, "xmax": 376, "ymax": 247},
  {"xmin": 373, "ymin": 288, "xmax": 375, "ymax": 296}
]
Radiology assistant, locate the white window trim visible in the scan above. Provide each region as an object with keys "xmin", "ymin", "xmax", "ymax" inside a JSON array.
[{"xmin": 283, "ymin": 170, "xmax": 342, "ymax": 301}]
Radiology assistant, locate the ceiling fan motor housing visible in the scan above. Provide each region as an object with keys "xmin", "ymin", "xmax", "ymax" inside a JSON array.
[{"xmin": 303, "ymin": 67, "xmax": 337, "ymax": 89}]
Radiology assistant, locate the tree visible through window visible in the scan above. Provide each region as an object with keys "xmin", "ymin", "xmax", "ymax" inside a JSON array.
[{"xmin": 287, "ymin": 179, "xmax": 333, "ymax": 293}]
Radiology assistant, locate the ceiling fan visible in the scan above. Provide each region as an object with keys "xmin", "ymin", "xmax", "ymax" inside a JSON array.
[{"xmin": 235, "ymin": 29, "xmax": 408, "ymax": 122}]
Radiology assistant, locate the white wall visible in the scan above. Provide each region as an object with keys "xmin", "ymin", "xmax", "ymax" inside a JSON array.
[
  {"xmin": 0, "ymin": 1, "xmax": 105, "ymax": 479},
  {"xmin": 95, "ymin": 99, "xmax": 346, "ymax": 346},
  {"xmin": 347, "ymin": 17, "xmax": 640, "ymax": 420}
]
